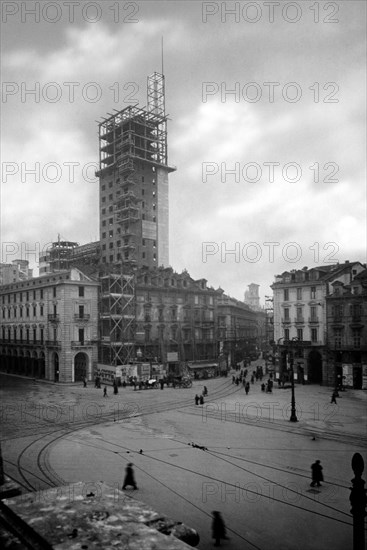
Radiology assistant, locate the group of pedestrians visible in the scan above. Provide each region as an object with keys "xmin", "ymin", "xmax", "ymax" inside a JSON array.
[
  {"xmin": 232, "ymin": 364, "xmax": 274, "ymax": 396},
  {"xmin": 194, "ymin": 386, "xmax": 208, "ymax": 405}
]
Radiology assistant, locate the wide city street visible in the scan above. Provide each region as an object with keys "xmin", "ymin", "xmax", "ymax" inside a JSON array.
[{"xmin": 1, "ymin": 367, "xmax": 366, "ymax": 550}]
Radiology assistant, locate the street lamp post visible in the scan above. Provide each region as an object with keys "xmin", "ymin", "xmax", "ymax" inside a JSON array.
[{"xmin": 289, "ymin": 337, "xmax": 298, "ymax": 422}]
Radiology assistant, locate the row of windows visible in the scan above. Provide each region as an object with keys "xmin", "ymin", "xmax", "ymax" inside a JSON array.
[
  {"xmin": 333, "ymin": 328, "xmax": 363, "ymax": 348},
  {"xmin": 143, "ymin": 309, "xmax": 215, "ymax": 323},
  {"xmin": 100, "ymin": 239, "xmax": 157, "ymax": 251},
  {"xmin": 101, "ymin": 252, "xmax": 157, "ymax": 263},
  {"xmin": 140, "ymin": 327, "xmax": 214, "ymax": 341},
  {"xmin": 3, "ymin": 304, "xmax": 47, "ymax": 319},
  {"xmin": 2, "ymin": 303, "xmax": 88, "ymax": 320},
  {"xmin": 2, "ymin": 327, "xmax": 48, "ymax": 342},
  {"xmin": 101, "ymin": 169, "xmax": 156, "ymax": 192},
  {"xmin": 283, "ymin": 328, "xmax": 318, "ymax": 342},
  {"xmin": 101, "ymin": 179, "xmax": 156, "ymax": 203},
  {"xmin": 1, "ymin": 327, "xmax": 87, "ymax": 344},
  {"xmin": 283, "ymin": 306, "xmax": 319, "ymax": 321},
  {"xmin": 331, "ymin": 304, "xmax": 363, "ymax": 317},
  {"xmin": 283, "ymin": 287, "xmax": 317, "ymax": 301},
  {"xmin": 1, "ymin": 286, "xmax": 85, "ymax": 304}
]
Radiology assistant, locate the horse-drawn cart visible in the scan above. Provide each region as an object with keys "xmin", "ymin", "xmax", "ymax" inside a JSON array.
[{"xmin": 166, "ymin": 375, "xmax": 193, "ymax": 388}]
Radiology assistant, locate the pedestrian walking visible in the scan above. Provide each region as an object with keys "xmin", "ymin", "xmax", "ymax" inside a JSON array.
[
  {"xmin": 195, "ymin": 394, "xmax": 199, "ymax": 405},
  {"xmin": 310, "ymin": 460, "xmax": 323, "ymax": 487},
  {"xmin": 245, "ymin": 382, "xmax": 250, "ymax": 395},
  {"xmin": 83, "ymin": 377, "xmax": 87, "ymax": 388},
  {"xmin": 211, "ymin": 511, "xmax": 228, "ymax": 547},
  {"xmin": 331, "ymin": 391, "xmax": 337, "ymax": 404},
  {"xmin": 203, "ymin": 386, "xmax": 208, "ymax": 396},
  {"xmin": 103, "ymin": 386, "xmax": 108, "ymax": 397},
  {"xmin": 122, "ymin": 463, "xmax": 138, "ymax": 490},
  {"xmin": 199, "ymin": 395, "xmax": 204, "ymax": 405}
]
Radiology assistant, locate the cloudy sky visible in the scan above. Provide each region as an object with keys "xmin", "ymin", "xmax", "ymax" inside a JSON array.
[{"xmin": 1, "ymin": 0, "xmax": 366, "ymax": 302}]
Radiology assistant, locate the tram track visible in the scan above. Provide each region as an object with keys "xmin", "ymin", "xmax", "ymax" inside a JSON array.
[
  {"xmin": 3, "ymin": 379, "xmax": 240, "ymax": 491},
  {"xmin": 2, "ymin": 378, "xmax": 363, "ymax": 550}
]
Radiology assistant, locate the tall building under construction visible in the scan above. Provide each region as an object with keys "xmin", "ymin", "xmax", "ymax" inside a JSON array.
[
  {"xmin": 96, "ymin": 72, "xmax": 176, "ymax": 366},
  {"xmin": 96, "ymin": 72, "xmax": 176, "ymax": 270}
]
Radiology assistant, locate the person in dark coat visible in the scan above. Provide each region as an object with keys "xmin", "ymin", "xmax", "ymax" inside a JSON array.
[
  {"xmin": 211, "ymin": 511, "xmax": 228, "ymax": 547},
  {"xmin": 122, "ymin": 463, "xmax": 138, "ymax": 490},
  {"xmin": 331, "ymin": 391, "xmax": 337, "ymax": 404},
  {"xmin": 103, "ymin": 386, "xmax": 108, "ymax": 397},
  {"xmin": 310, "ymin": 460, "xmax": 323, "ymax": 487},
  {"xmin": 245, "ymin": 382, "xmax": 250, "ymax": 395},
  {"xmin": 199, "ymin": 394, "xmax": 204, "ymax": 405},
  {"xmin": 195, "ymin": 394, "xmax": 200, "ymax": 405}
]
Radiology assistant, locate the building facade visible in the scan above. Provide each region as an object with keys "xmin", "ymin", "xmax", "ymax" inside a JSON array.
[
  {"xmin": 271, "ymin": 261, "xmax": 366, "ymax": 385},
  {"xmin": 135, "ymin": 267, "xmax": 220, "ymax": 365},
  {"xmin": 0, "ymin": 269, "xmax": 99, "ymax": 382},
  {"xmin": 326, "ymin": 268, "xmax": 367, "ymax": 389},
  {"xmin": 217, "ymin": 293, "xmax": 263, "ymax": 366}
]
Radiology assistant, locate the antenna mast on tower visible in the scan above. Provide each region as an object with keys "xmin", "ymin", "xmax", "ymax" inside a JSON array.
[{"xmin": 147, "ymin": 37, "xmax": 165, "ymax": 116}]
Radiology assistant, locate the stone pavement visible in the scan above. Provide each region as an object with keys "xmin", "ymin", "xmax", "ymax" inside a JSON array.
[{"xmin": 1, "ymin": 372, "xmax": 366, "ymax": 550}]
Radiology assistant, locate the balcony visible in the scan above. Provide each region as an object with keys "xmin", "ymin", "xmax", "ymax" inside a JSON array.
[
  {"xmin": 74, "ymin": 314, "xmax": 90, "ymax": 321},
  {"xmin": 281, "ymin": 318, "xmax": 291, "ymax": 325},
  {"xmin": 45, "ymin": 340, "xmax": 61, "ymax": 348},
  {"xmin": 71, "ymin": 340, "xmax": 94, "ymax": 348},
  {"xmin": 308, "ymin": 317, "xmax": 319, "ymax": 324},
  {"xmin": 294, "ymin": 317, "xmax": 305, "ymax": 324},
  {"xmin": 48, "ymin": 314, "xmax": 60, "ymax": 322},
  {"xmin": 351, "ymin": 314, "xmax": 361, "ymax": 323}
]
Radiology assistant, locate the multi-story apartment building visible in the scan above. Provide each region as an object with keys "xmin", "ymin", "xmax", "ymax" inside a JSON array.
[
  {"xmin": 217, "ymin": 293, "xmax": 263, "ymax": 366},
  {"xmin": 134, "ymin": 267, "xmax": 220, "ymax": 365},
  {"xmin": 0, "ymin": 260, "xmax": 33, "ymax": 285},
  {"xmin": 96, "ymin": 73, "xmax": 176, "ymax": 270},
  {"xmin": 271, "ymin": 261, "xmax": 365, "ymax": 385},
  {"xmin": 326, "ymin": 268, "xmax": 367, "ymax": 389},
  {"xmin": 0, "ymin": 269, "xmax": 99, "ymax": 382}
]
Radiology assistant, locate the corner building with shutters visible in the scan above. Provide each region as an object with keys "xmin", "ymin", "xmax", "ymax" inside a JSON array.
[{"xmin": 0, "ymin": 269, "xmax": 99, "ymax": 382}]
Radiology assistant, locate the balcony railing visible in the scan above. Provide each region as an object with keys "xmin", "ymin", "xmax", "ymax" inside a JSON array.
[
  {"xmin": 308, "ymin": 317, "xmax": 319, "ymax": 324},
  {"xmin": 281, "ymin": 318, "xmax": 291, "ymax": 324},
  {"xmin": 48, "ymin": 314, "xmax": 60, "ymax": 322},
  {"xmin": 71, "ymin": 340, "xmax": 93, "ymax": 348},
  {"xmin": 351, "ymin": 314, "xmax": 361, "ymax": 322},
  {"xmin": 45, "ymin": 340, "xmax": 61, "ymax": 348},
  {"xmin": 74, "ymin": 314, "xmax": 90, "ymax": 321},
  {"xmin": 294, "ymin": 317, "xmax": 305, "ymax": 324}
]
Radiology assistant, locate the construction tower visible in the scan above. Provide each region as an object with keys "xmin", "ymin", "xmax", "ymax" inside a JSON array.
[{"xmin": 96, "ymin": 72, "xmax": 176, "ymax": 366}]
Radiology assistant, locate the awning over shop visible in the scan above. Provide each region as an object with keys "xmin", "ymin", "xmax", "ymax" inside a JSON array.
[{"xmin": 187, "ymin": 363, "xmax": 218, "ymax": 370}]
